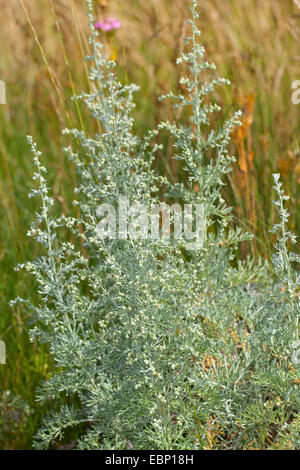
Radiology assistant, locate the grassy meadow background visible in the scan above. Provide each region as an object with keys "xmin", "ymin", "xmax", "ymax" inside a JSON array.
[{"xmin": 0, "ymin": 0, "xmax": 300, "ymax": 449}]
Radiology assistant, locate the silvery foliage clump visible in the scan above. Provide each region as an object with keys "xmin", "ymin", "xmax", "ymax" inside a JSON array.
[{"xmin": 13, "ymin": 0, "xmax": 299, "ymax": 449}]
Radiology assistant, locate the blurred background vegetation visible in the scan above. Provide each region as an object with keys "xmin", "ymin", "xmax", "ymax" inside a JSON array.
[{"xmin": 1, "ymin": 0, "xmax": 300, "ymax": 448}]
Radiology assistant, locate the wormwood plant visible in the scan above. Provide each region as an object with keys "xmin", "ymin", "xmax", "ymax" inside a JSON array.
[{"xmin": 13, "ymin": 0, "xmax": 299, "ymax": 449}]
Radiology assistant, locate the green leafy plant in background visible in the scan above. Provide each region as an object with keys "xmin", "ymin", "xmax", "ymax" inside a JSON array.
[
  {"xmin": 0, "ymin": 391, "xmax": 32, "ymax": 446},
  {"xmin": 12, "ymin": 0, "xmax": 299, "ymax": 449}
]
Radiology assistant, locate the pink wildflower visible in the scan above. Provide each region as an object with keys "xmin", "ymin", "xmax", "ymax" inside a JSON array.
[{"xmin": 95, "ymin": 18, "xmax": 121, "ymax": 32}]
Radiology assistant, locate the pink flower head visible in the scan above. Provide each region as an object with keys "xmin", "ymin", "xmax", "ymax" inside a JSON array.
[{"xmin": 95, "ymin": 18, "xmax": 121, "ymax": 32}]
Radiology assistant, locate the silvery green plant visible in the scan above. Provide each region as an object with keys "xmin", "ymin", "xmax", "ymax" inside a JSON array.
[
  {"xmin": 271, "ymin": 174, "xmax": 299, "ymax": 343},
  {"xmin": 13, "ymin": 0, "xmax": 299, "ymax": 449}
]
